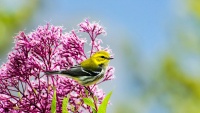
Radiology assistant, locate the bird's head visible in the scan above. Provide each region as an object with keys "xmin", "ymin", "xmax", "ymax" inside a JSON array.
[{"xmin": 91, "ymin": 50, "xmax": 113, "ymax": 67}]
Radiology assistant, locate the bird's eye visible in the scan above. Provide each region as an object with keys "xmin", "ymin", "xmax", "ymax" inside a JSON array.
[{"xmin": 100, "ymin": 56, "xmax": 105, "ymax": 58}]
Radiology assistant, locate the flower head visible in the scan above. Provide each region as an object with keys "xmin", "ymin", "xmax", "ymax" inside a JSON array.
[{"xmin": 0, "ymin": 19, "xmax": 114, "ymax": 112}]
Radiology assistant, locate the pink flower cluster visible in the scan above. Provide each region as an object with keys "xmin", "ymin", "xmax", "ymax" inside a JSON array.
[{"xmin": 0, "ymin": 19, "xmax": 114, "ymax": 113}]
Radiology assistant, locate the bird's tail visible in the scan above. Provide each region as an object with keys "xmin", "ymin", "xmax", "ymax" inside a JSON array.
[
  {"xmin": 45, "ymin": 70, "xmax": 74, "ymax": 80},
  {"xmin": 45, "ymin": 71, "xmax": 61, "ymax": 75}
]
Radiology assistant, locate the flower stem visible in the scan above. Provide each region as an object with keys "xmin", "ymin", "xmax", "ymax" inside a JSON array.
[{"xmin": 92, "ymin": 94, "xmax": 98, "ymax": 111}]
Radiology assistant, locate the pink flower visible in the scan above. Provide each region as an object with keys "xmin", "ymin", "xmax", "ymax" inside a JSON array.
[{"xmin": 0, "ymin": 19, "xmax": 114, "ymax": 113}]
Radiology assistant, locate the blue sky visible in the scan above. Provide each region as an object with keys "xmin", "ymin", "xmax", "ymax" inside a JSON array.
[{"xmin": 31, "ymin": 0, "xmax": 173, "ymax": 61}]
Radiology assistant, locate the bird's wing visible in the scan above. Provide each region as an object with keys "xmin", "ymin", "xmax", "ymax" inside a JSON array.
[{"xmin": 61, "ymin": 65, "xmax": 102, "ymax": 77}]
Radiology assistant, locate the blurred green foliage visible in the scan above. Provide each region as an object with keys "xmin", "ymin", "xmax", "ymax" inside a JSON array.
[
  {"xmin": 163, "ymin": 1, "xmax": 200, "ymax": 112},
  {"xmin": 0, "ymin": 1, "xmax": 38, "ymax": 56},
  {"xmin": 189, "ymin": 0, "xmax": 200, "ymax": 19},
  {"xmin": 159, "ymin": 57, "xmax": 200, "ymax": 113},
  {"xmin": 119, "ymin": 0, "xmax": 200, "ymax": 113}
]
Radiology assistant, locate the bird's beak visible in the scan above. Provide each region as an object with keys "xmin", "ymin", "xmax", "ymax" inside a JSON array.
[{"xmin": 107, "ymin": 57, "xmax": 114, "ymax": 60}]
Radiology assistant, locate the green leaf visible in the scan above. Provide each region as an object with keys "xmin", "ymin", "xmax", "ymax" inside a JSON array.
[
  {"xmin": 92, "ymin": 108, "xmax": 97, "ymax": 113},
  {"xmin": 83, "ymin": 98, "xmax": 95, "ymax": 109},
  {"xmin": 51, "ymin": 87, "xmax": 57, "ymax": 113},
  {"xmin": 97, "ymin": 91, "xmax": 112, "ymax": 113},
  {"xmin": 70, "ymin": 105, "xmax": 75, "ymax": 112},
  {"xmin": 84, "ymin": 88, "xmax": 89, "ymax": 96},
  {"xmin": 33, "ymin": 88, "xmax": 37, "ymax": 94},
  {"xmin": 94, "ymin": 96, "xmax": 98, "ymax": 102},
  {"xmin": 18, "ymin": 92, "xmax": 21, "ymax": 99},
  {"xmin": 62, "ymin": 97, "xmax": 69, "ymax": 113}
]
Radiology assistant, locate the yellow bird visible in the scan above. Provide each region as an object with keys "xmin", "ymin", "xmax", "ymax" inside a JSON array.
[{"xmin": 45, "ymin": 50, "xmax": 113, "ymax": 86}]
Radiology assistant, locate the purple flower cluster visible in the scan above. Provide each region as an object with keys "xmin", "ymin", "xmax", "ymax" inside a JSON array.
[{"xmin": 0, "ymin": 19, "xmax": 114, "ymax": 113}]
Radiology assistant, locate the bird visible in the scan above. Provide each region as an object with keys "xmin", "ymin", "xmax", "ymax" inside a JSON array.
[{"xmin": 45, "ymin": 50, "xmax": 113, "ymax": 86}]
